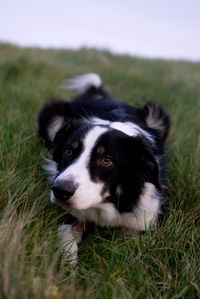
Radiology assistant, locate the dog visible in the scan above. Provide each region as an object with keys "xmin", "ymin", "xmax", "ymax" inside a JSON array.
[{"xmin": 38, "ymin": 73, "xmax": 170, "ymax": 264}]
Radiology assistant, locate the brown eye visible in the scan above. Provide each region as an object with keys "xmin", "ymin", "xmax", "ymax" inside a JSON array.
[
  {"xmin": 65, "ymin": 148, "xmax": 73, "ymax": 158},
  {"xmin": 101, "ymin": 157, "xmax": 113, "ymax": 167}
]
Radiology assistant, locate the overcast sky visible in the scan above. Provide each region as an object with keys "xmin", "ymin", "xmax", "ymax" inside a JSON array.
[{"xmin": 1, "ymin": 0, "xmax": 200, "ymax": 60}]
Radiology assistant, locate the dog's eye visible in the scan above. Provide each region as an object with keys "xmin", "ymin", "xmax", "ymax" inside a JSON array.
[
  {"xmin": 65, "ymin": 148, "xmax": 73, "ymax": 158},
  {"xmin": 101, "ymin": 157, "xmax": 113, "ymax": 167}
]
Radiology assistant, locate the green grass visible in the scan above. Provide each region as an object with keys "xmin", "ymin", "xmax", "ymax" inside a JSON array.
[{"xmin": 0, "ymin": 42, "xmax": 200, "ymax": 298}]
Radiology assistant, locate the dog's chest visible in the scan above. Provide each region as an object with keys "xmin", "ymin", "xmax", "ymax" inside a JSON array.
[{"xmin": 71, "ymin": 202, "xmax": 141, "ymax": 230}]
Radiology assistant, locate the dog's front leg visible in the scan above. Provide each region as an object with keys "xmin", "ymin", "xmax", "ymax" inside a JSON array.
[{"xmin": 58, "ymin": 223, "xmax": 83, "ymax": 266}]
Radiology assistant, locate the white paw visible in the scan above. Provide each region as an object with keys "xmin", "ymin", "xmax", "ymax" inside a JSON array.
[{"xmin": 58, "ymin": 225, "xmax": 78, "ymax": 266}]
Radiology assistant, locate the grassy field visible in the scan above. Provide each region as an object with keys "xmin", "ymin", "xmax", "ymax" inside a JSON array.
[{"xmin": 0, "ymin": 43, "xmax": 199, "ymax": 298}]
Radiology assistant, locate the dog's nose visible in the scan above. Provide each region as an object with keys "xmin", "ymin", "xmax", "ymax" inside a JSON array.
[{"xmin": 52, "ymin": 180, "xmax": 77, "ymax": 201}]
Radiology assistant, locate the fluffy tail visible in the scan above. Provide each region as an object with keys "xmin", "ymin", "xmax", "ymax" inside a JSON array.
[{"xmin": 61, "ymin": 73, "xmax": 102, "ymax": 92}]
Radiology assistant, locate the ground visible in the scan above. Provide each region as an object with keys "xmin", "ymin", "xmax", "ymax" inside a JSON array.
[{"xmin": 0, "ymin": 43, "xmax": 199, "ymax": 298}]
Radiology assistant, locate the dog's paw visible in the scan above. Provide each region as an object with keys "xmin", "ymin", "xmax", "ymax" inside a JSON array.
[{"xmin": 58, "ymin": 224, "xmax": 78, "ymax": 266}]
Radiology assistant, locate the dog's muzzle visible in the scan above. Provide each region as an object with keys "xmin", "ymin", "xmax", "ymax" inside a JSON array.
[{"xmin": 52, "ymin": 180, "xmax": 77, "ymax": 202}]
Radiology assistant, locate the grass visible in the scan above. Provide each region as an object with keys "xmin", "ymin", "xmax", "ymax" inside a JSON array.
[{"xmin": 0, "ymin": 42, "xmax": 200, "ymax": 298}]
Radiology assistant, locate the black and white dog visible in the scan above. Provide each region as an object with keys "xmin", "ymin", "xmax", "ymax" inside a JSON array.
[{"xmin": 38, "ymin": 73, "xmax": 170, "ymax": 264}]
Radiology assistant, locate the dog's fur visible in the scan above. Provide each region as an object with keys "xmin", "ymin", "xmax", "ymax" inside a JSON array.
[{"xmin": 38, "ymin": 73, "xmax": 170, "ymax": 264}]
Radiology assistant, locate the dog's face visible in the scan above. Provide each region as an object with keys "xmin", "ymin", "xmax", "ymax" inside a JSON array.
[{"xmin": 50, "ymin": 118, "xmax": 160, "ymax": 213}]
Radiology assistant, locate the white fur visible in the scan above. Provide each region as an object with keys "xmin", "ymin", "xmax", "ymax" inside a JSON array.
[
  {"xmin": 58, "ymin": 224, "xmax": 82, "ymax": 266},
  {"xmin": 52, "ymin": 126, "xmax": 108, "ymax": 210},
  {"xmin": 50, "ymin": 190, "xmax": 56, "ymax": 203},
  {"xmin": 48, "ymin": 116, "xmax": 64, "ymax": 141},
  {"xmin": 91, "ymin": 117, "xmax": 154, "ymax": 143},
  {"xmin": 72, "ymin": 183, "xmax": 160, "ymax": 230},
  {"xmin": 43, "ymin": 157, "xmax": 57, "ymax": 183},
  {"xmin": 133, "ymin": 182, "xmax": 160, "ymax": 230},
  {"xmin": 110, "ymin": 121, "xmax": 153, "ymax": 142},
  {"xmin": 61, "ymin": 73, "xmax": 102, "ymax": 92},
  {"xmin": 42, "ymin": 158, "xmax": 57, "ymax": 204},
  {"xmin": 91, "ymin": 117, "xmax": 111, "ymax": 126}
]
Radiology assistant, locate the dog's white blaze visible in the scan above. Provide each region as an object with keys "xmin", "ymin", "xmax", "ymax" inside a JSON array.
[
  {"xmin": 72, "ymin": 183, "xmax": 160, "ymax": 230},
  {"xmin": 54, "ymin": 126, "xmax": 108, "ymax": 210},
  {"xmin": 111, "ymin": 122, "xmax": 141, "ymax": 137},
  {"xmin": 91, "ymin": 117, "xmax": 111, "ymax": 126},
  {"xmin": 91, "ymin": 117, "xmax": 154, "ymax": 142},
  {"xmin": 110, "ymin": 121, "xmax": 154, "ymax": 142}
]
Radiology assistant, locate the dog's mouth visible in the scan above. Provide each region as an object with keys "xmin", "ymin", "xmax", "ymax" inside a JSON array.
[
  {"xmin": 54, "ymin": 196, "xmax": 72, "ymax": 208},
  {"xmin": 51, "ymin": 191, "xmax": 73, "ymax": 209},
  {"xmin": 53, "ymin": 194, "xmax": 83, "ymax": 211}
]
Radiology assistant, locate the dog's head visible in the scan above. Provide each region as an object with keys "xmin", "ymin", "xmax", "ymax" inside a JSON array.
[{"xmin": 47, "ymin": 114, "xmax": 160, "ymax": 213}]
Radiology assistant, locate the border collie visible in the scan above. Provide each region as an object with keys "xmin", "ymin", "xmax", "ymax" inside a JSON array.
[{"xmin": 38, "ymin": 73, "xmax": 170, "ymax": 264}]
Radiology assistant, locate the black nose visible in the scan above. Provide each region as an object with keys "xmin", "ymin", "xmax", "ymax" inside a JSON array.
[{"xmin": 52, "ymin": 180, "xmax": 77, "ymax": 202}]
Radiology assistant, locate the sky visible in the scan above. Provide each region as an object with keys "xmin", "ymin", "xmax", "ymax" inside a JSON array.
[{"xmin": 1, "ymin": 0, "xmax": 200, "ymax": 61}]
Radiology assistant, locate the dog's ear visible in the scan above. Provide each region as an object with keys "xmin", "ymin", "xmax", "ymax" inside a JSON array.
[
  {"xmin": 38, "ymin": 100, "xmax": 77, "ymax": 148},
  {"xmin": 142, "ymin": 102, "xmax": 170, "ymax": 141}
]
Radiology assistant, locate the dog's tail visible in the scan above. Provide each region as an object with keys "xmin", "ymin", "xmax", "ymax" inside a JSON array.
[{"xmin": 61, "ymin": 73, "xmax": 103, "ymax": 92}]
